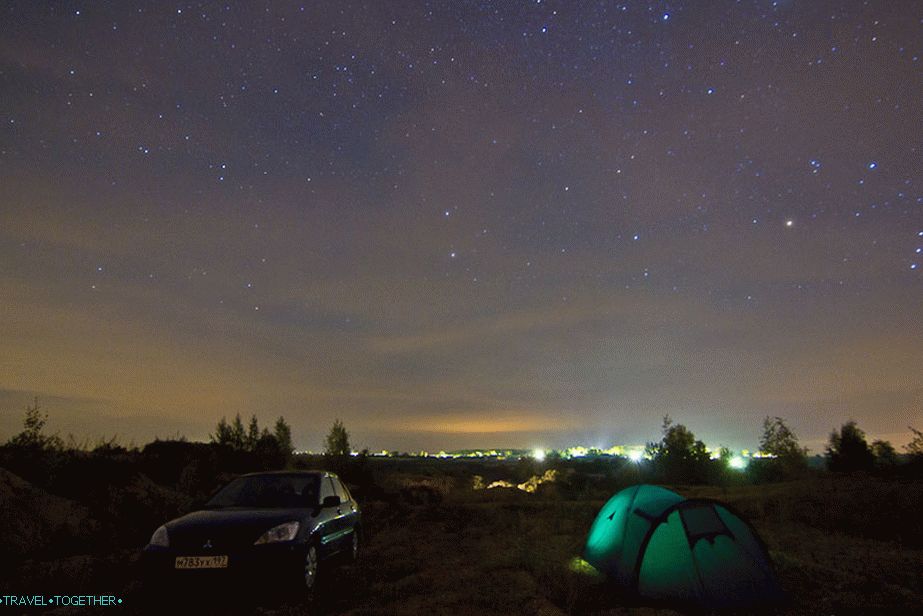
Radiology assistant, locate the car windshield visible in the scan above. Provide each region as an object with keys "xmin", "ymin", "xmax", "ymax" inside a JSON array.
[{"xmin": 205, "ymin": 474, "xmax": 320, "ymax": 509}]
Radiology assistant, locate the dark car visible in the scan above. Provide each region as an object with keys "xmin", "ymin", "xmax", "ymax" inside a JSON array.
[{"xmin": 142, "ymin": 471, "xmax": 360, "ymax": 593}]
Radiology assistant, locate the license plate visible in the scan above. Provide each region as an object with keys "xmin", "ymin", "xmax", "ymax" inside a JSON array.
[{"xmin": 175, "ymin": 555, "xmax": 229, "ymax": 569}]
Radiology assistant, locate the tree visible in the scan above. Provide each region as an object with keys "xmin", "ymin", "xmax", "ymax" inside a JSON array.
[
  {"xmin": 870, "ymin": 440, "xmax": 898, "ymax": 469},
  {"xmin": 760, "ymin": 416, "xmax": 806, "ymax": 459},
  {"xmin": 274, "ymin": 416, "xmax": 293, "ymax": 457},
  {"xmin": 906, "ymin": 426, "xmax": 923, "ymax": 458},
  {"xmin": 755, "ymin": 416, "xmax": 808, "ymax": 479},
  {"xmin": 246, "ymin": 415, "xmax": 260, "ymax": 450},
  {"xmin": 9, "ymin": 397, "xmax": 45, "ymax": 447},
  {"xmin": 645, "ymin": 416, "xmax": 711, "ymax": 483},
  {"xmin": 230, "ymin": 414, "xmax": 246, "ymax": 450},
  {"xmin": 210, "ymin": 414, "xmax": 293, "ymax": 467},
  {"xmin": 826, "ymin": 420, "xmax": 874, "ymax": 473},
  {"xmin": 324, "ymin": 419, "xmax": 351, "ymax": 457},
  {"xmin": 8, "ymin": 397, "xmax": 62, "ymax": 450},
  {"xmin": 252, "ymin": 432, "xmax": 286, "ymax": 470},
  {"xmin": 210, "ymin": 417, "xmax": 234, "ymax": 447},
  {"xmin": 211, "ymin": 414, "xmax": 247, "ymax": 450}
]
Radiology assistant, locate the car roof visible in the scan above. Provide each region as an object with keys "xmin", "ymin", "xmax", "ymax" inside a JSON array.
[{"xmin": 239, "ymin": 470, "xmax": 337, "ymax": 478}]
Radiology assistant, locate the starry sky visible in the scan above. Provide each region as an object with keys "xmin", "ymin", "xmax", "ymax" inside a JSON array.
[{"xmin": 1, "ymin": 1, "xmax": 921, "ymax": 453}]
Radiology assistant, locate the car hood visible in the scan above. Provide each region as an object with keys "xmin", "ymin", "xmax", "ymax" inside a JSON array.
[{"xmin": 164, "ymin": 508, "xmax": 313, "ymax": 550}]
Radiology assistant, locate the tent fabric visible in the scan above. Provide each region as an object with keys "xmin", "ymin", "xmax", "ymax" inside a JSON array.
[
  {"xmin": 583, "ymin": 484, "xmax": 684, "ymax": 585},
  {"xmin": 584, "ymin": 485, "xmax": 784, "ymax": 608}
]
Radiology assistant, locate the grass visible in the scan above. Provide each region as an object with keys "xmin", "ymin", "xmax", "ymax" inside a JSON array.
[
  {"xmin": 262, "ymin": 473, "xmax": 923, "ymax": 615},
  {"xmin": 2, "ymin": 460, "xmax": 922, "ymax": 614}
]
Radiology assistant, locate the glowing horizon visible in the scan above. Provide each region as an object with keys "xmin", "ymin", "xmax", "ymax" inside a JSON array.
[{"xmin": 1, "ymin": 3, "xmax": 921, "ymax": 453}]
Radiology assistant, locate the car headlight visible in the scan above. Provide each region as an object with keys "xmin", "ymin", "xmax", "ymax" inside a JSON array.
[
  {"xmin": 254, "ymin": 521, "xmax": 300, "ymax": 545},
  {"xmin": 149, "ymin": 525, "xmax": 169, "ymax": 548}
]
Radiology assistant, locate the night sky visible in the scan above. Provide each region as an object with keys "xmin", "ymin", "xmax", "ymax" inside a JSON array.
[{"xmin": 1, "ymin": 1, "xmax": 921, "ymax": 453}]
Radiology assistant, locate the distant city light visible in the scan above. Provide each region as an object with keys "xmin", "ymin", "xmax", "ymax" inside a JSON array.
[{"xmin": 347, "ymin": 444, "xmax": 753, "ymax": 463}]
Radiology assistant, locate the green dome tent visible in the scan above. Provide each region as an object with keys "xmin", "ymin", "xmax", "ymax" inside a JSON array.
[{"xmin": 584, "ymin": 485, "xmax": 783, "ymax": 608}]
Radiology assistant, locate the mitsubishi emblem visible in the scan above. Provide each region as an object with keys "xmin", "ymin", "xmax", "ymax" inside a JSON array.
[{"xmin": 203, "ymin": 539, "xmax": 213, "ymax": 549}]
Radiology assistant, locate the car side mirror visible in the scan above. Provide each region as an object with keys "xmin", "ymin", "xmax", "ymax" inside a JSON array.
[{"xmin": 322, "ymin": 495, "xmax": 341, "ymax": 508}]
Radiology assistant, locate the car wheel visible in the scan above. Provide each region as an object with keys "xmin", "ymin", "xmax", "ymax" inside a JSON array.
[{"xmin": 303, "ymin": 545, "xmax": 319, "ymax": 592}]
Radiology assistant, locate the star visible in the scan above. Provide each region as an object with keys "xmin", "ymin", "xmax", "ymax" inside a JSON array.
[{"xmin": 0, "ymin": 0, "xmax": 920, "ymax": 461}]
